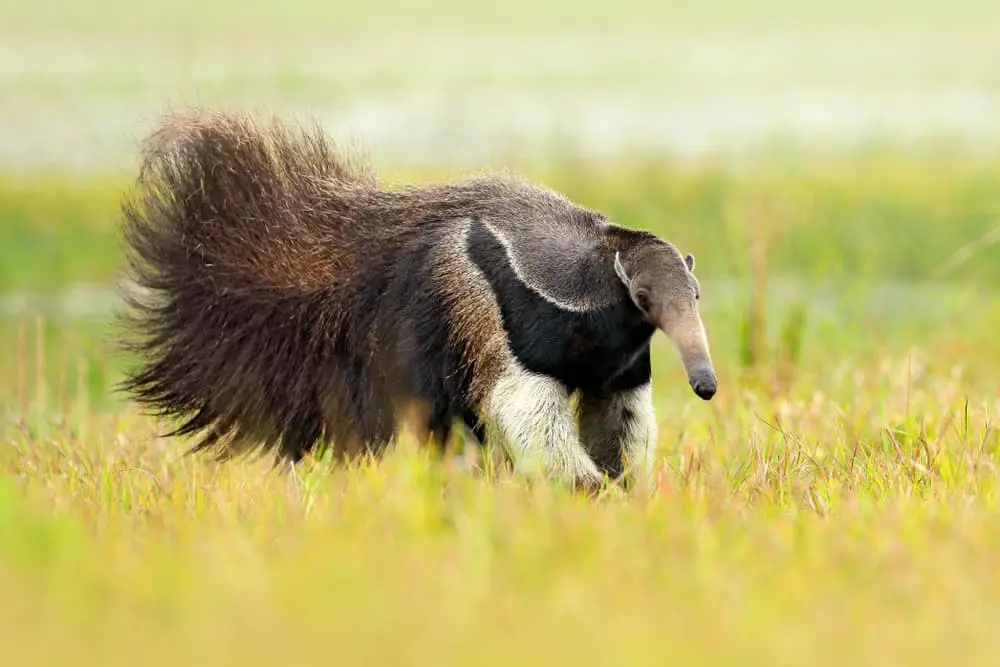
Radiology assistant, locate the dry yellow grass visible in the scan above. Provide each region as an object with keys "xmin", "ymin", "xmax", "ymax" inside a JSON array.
[{"xmin": 3, "ymin": 337, "xmax": 999, "ymax": 666}]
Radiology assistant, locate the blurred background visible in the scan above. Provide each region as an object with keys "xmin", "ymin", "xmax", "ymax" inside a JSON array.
[
  {"xmin": 4, "ymin": 5, "xmax": 1000, "ymax": 665},
  {"xmin": 1, "ymin": 0, "xmax": 998, "ymax": 413}
]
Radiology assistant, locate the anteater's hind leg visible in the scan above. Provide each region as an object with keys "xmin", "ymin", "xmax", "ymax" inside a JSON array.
[
  {"xmin": 427, "ymin": 409, "xmax": 483, "ymax": 455},
  {"xmin": 428, "ymin": 421, "xmax": 453, "ymax": 454},
  {"xmin": 463, "ymin": 409, "xmax": 487, "ymax": 447},
  {"xmin": 419, "ymin": 407, "xmax": 490, "ymax": 474}
]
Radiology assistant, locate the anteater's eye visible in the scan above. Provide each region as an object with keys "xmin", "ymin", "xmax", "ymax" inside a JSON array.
[{"xmin": 635, "ymin": 290, "xmax": 651, "ymax": 312}]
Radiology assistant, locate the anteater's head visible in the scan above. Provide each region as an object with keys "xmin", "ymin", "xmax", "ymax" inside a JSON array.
[{"xmin": 614, "ymin": 242, "xmax": 717, "ymax": 401}]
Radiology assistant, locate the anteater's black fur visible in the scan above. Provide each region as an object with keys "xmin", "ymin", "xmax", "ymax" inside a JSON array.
[
  {"xmin": 465, "ymin": 216, "xmax": 656, "ymax": 395},
  {"xmin": 117, "ymin": 109, "xmax": 646, "ymax": 464}
]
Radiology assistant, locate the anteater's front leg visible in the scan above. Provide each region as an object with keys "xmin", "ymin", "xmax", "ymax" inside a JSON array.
[
  {"xmin": 577, "ymin": 382, "xmax": 659, "ymax": 489},
  {"xmin": 484, "ymin": 360, "xmax": 604, "ymax": 490}
]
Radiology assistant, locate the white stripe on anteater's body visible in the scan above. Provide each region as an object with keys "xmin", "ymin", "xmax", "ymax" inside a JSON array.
[{"xmin": 478, "ymin": 217, "xmax": 620, "ymax": 313}]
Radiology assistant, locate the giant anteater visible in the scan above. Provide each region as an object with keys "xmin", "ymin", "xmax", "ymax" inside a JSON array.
[{"xmin": 117, "ymin": 109, "xmax": 717, "ymax": 490}]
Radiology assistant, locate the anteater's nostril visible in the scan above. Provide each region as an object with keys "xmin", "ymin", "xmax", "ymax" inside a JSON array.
[{"xmin": 694, "ymin": 382, "xmax": 717, "ymax": 400}]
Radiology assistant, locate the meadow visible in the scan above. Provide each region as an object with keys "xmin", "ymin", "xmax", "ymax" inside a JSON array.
[{"xmin": 3, "ymin": 1, "xmax": 1000, "ymax": 665}]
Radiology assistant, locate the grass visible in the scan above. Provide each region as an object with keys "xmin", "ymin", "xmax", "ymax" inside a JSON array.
[
  {"xmin": 2, "ymin": 145, "xmax": 1000, "ymax": 663},
  {"xmin": 3, "ymin": 335, "xmax": 1000, "ymax": 665}
]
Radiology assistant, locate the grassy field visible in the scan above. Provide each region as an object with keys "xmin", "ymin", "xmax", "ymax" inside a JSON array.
[
  {"xmin": 3, "ymin": 1, "xmax": 1000, "ymax": 665},
  {"xmin": 3, "ymin": 151, "xmax": 999, "ymax": 665}
]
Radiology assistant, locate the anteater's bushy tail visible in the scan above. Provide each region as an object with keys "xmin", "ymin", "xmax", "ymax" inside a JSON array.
[{"xmin": 116, "ymin": 109, "xmax": 400, "ymax": 463}]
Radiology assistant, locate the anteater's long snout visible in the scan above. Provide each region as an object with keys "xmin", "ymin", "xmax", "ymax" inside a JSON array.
[{"xmin": 663, "ymin": 309, "xmax": 718, "ymax": 402}]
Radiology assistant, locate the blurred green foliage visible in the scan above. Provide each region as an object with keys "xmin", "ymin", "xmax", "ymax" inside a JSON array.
[
  {"xmin": 1, "ymin": 149, "xmax": 997, "ymax": 293},
  {"xmin": 1, "ymin": 149, "xmax": 998, "ymax": 417}
]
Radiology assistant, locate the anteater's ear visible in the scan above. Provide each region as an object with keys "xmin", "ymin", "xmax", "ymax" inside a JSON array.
[
  {"xmin": 685, "ymin": 253, "xmax": 696, "ymax": 272},
  {"xmin": 614, "ymin": 251, "xmax": 631, "ymax": 287}
]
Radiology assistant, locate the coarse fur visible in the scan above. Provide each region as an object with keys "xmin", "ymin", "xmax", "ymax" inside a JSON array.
[{"xmin": 117, "ymin": 108, "xmax": 715, "ymax": 490}]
